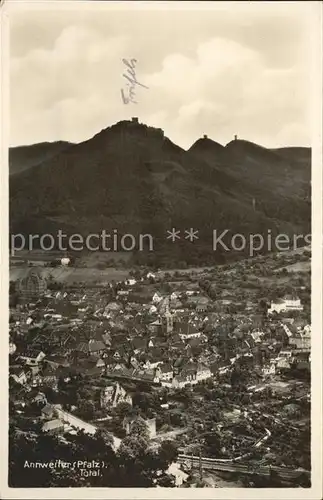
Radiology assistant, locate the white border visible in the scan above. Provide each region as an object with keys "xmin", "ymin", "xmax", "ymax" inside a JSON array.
[{"xmin": 1, "ymin": 1, "xmax": 322, "ymax": 499}]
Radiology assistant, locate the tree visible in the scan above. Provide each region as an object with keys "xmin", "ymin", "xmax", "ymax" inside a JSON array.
[
  {"xmin": 130, "ymin": 417, "xmax": 150, "ymax": 441},
  {"xmin": 132, "ymin": 391, "xmax": 155, "ymax": 412},
  {"xmin": 159, "ymin": 440, "xmax": 179, "ymax": 464},
  {"xmin": 296, "ymin": 471, "xmax": 311, "ymax": 488},
  {"xmin": 118, "ymin": 434, "xmax": 148, "ymax": 459},
  {"xmin": 268, "ymin": 468, "xmax": 284, "ymax": 487},
  {"xmin": 77, "ymin": 400, "xmax": 95, "ymax": 420},
  {"xmin": 204, "ymin": 432, "xmax": 221, "ymax": 456},
  {"xmin": 114, "ymin": 402, "xmax": 133, "ymax": 420}
]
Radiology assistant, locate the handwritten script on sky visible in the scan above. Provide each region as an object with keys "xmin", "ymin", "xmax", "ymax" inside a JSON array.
[{"xmin": 121, "ymin": 58, "xmax": 149, "ymax": 104}]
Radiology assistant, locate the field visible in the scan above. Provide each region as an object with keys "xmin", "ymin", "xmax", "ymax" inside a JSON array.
[
  {"xmin": 10, "ymin": 266, "xmax": 129, "ymax": 284},
  {"xmin": 11, "ymin": 249, "xmax": 133, "ymax": 265},
  {"xmin": 10, "ymin": 249, "xmax": 133, "ymax": 284}
]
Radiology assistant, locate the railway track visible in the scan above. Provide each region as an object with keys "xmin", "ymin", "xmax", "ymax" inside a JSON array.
[{"xmin": 177, "ymin": 454, "xmax": 310, "ymax": 480}]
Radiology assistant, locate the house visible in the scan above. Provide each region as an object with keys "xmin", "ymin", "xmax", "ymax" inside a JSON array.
[
  {"xmin": 179, "ymin": 331, "xmax": 201, "ymax": 341},
  {"xmin": 104, "ymin": 356, "xmax": 119, "ymax": 371},
  {"xmin": 27, "ymin": 362, "xmax": 41, "ymax": 378},
  {"xmin": 276, "ymin": 358, "xmax": 291, "ymax": 371},
  {"xmin": 77, "ymin": 339, "xmax": 106, "ymax": 356},
  {"xmin": 77, "ymin": 307, "xmax": 89, "ymax": 314},
  {"xmin": 292, "ymin": 319, "xmax": 310, "ymax": 332},
  {"xmin": 102, "ymin": 332, "xmax": 112, "ymax": 346},
  {"xmin": 289, "ymin": 326, "xmax": 311, "ymax": 350},
  {"xmin": 38, "ymin": 362, "xmax": 60, "ymax": 388},
  {"xmin": 218, "ymin": 364, "xmax": 231, "ymax": 375},
  {"xmin": 223, "ymin": 408, "xmax": 242, "ymax": 423},
  {"xmin": 172, "ymin": 374, "xmax": 191, "ymax": 389},
  {"xmin": 158, "ymin": 363, "xmax": 173, "ymax": 381},
  {"xmin": 88, "ymin": 339, "xmax": 106, "ymax": 356},
  {"xmin": 293, "ymin": 351, "xmax": 310, "ymax": 363},
  {"xmin": 250, "ymin": 330, "xmax": 265, "ymax": 343},
  {"xmin": 112, "ymin": 362, "xmax": 128, "ymax": 372},
  {"xmin": 262, "ymin": 360, "xmax": 276, "ymax": 377},
  {"xmin": 30, "ymin": 391, "xmax": 47, "ymax": 406},
  {"xmin": 289, "ymin": 335, "xmax": 311, "ymax": 351},
  {"xmin": 278, "ymin": 349, "xmax": 293, "ymax": 358},
  {"xmin": 112, "ymin": 350, "xmax": 122, "ymax": 361},
  {"xmin": 268, "ymin": 296, "xmax": 303, "ymax": 314},
  {"xmin": 196, "ymin": 303, "xmax": 208, "ymax": 313},
  {"xmin": 199, "ymin": 333, "xmax": 208, "ymax": 344},
  {"xmin": 169, "ymin": 336, "xmax": 185, "ymax": 351},
  {"xmin": 123, "ymin": 416, "xmax": 156, "ymax": 439},
  {"xmin": 196, "ymin": 363, "xmax": 212, "ymax": 382},
  {"xmin": 281, "ymin": 323, "xmax": 294, "ymax": 338},
  {"xmin": 149, "ymin": 305, "xmax": 158, "ymax": 314},
  {"xmin": 292, "ymin": 359, "xmax": 310, "ymax": 373},
  {"xmin": 173, "ymin": 355, "xmax": 189, "ymax": 372},
  {"xmin": 125, "ymin": 278, "xmax": 137, "ymax": 286},
  {"xmin": 9, "ymin": 342, "xmax": 17, "ymax": 355},
  {"xmin": 42, "ymin": 419, "xmax": 65, "ymax": 435},
  {"xmin": 148, "ymin": 318, "xmax": 162, "ymax": 334},
  {"xmin": 147, "ymin": 272, "xmax": 156, "ymax": 279},
  {"xmin": 10, "ymin": 367, "xmax": 28, "ymax": 385},
  {"xmin": 46, "ymin": 354, "xmax": 70, "ymax": 367},
  {"xmin": 132, "ymin": 367, "xmax": 160, "ymax": 384},
  {"xmin": 79, "ymin": 357, "xmax": 106, "ymax": 376},
  {"xmin": 145, "ymin": 346, "xmax": 165, "ymax": 364},
  {"xmin": 100, "ymin": 382, "xmax": 132, "ymax": 409},
  {"xmin": 19, "ymin": 350, "xmax": 46, "ymax": 365},
  {"xmin": 174, "ymin": 322, "xmax": 200, "ymax": 339},
  {"xmin": 170, "ymin": 299, "xmax": 183, "ymax": 310},
  {"xmin": 41, "ymin": 403, "xmax": 56, "ymax": 419},
  {"xmin": 152, "ymin": 292, "xmax": 162, "ymax": 304},
  {"xmin": 143, "ymin": 359, "xmax": 163, "ymax": 370},
  {"xmin": 166, "ymin": 463, "xmax": 189, "ymax": 487},
  {"xmin": 195, "ymin": 297, "xmax": 210, "ymax": 312},
  {"xmin": 104, "ymin": 302, "xmax": 122, "ymax": 315},
  {"xmin": 131, "ymin": 336, "xmax": 148, "ymax": 354},
  {"xmin": 128, "ymin": 355, "xmax": 140, "ymax": 369}
]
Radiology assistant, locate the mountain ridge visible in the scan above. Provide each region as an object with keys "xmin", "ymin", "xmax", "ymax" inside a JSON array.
[
  {"xmin": 9, "ymin": 141, "xmax": 75, "ymax": 176},
  {"xmin": 9, "ymin": 119, "xmax": 311, "ymax": 266}
]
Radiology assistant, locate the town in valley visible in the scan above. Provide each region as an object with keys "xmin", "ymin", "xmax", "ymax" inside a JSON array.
[{"xmin": 9, "ymin": 246, "xmax": 311, "ymax": 488}]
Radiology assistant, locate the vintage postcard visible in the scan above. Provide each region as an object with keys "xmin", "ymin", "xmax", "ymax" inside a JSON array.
[{"xmin": 0, "ymin": 1, "xmax": 322, "ymax": 499}]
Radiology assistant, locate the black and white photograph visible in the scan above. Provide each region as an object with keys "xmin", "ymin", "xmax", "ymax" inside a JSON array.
[{"xmin": 1, "ymin": 1, "xmax": 322, "ymax": 497}]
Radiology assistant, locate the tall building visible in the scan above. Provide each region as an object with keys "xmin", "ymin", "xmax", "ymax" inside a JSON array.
[
  {"xmin": 19, "ymin": 268, "xmax": 47, "ymax": 302},
  {"xmin": 163, "ymin": 299, "xmax": 174, "ymax": 334}
]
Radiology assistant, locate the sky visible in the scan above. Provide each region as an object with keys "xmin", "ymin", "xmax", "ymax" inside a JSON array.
[{"xmin": 9, "ymin": 1, "xmax": 316, "ymax": 149}]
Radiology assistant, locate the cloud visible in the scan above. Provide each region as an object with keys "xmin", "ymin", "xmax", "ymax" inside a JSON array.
[
  {"xmin": 9, "ymin": 6, "xmax": 312, "ymax": 148},
  {"xmin": 141, "ymin": 37, "xmax": 309, "ymax": 147}
]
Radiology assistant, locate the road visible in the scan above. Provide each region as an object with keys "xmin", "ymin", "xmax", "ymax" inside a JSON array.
[{"xmin": 149, "ymin": 428, "xmax": 188, "ymax": 450}]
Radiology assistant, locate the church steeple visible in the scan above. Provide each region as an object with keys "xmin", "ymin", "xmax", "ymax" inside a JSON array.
[{"xmin": 164, "ymin": 298, "xmax": 174, "ymax": 334}]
